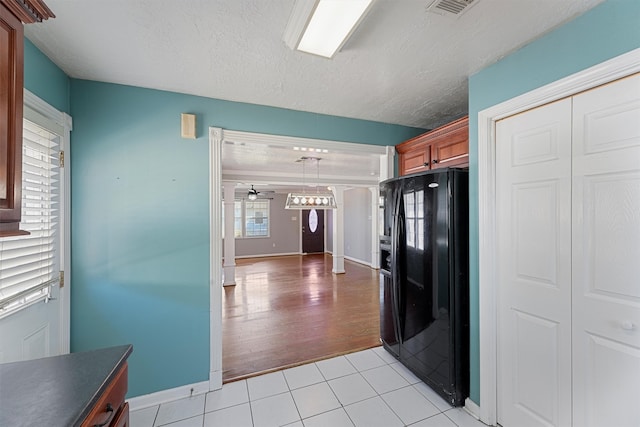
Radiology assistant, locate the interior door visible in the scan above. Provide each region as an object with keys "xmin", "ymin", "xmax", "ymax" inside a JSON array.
[
  {"xmin": 571, "ymin": 73, "xmax": 640, "ymax": 427},
  {"xmin": 0, "ymin": 287, "xmax": 62, "ymax": 362},
  {"xmin": 0, "ymin": 112, "xmax": 66, "ymax": 364},
  {"xmin": 496, "ymin": 98, "xmax": 573, "ymax": 427},
  {"xmin": 302, "ymin": 209, "xmax": 324, "ymax": 253}
]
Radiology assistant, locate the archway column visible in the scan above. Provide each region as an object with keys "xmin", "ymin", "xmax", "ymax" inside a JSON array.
[
  {"xmin": 209, "ymin": 127, "xmax": 223, "ymax": 390},
  {"xmin": 223, "ymin": 182, "xmax": 236, "ymax": 286},
  {"xmin": 331, "ymin": 186, "xmax": 345, "ymax": 274}
]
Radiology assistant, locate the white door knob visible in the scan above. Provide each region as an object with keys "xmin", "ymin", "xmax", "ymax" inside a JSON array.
[{"xmin": 621, "ymin": 321, "xmax": 635, "ymax": 331}]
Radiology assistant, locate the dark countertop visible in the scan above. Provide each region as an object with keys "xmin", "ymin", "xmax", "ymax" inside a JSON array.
[{"xmin": 0, "ymin": 344, "xmax": 132, "ymax": 427}]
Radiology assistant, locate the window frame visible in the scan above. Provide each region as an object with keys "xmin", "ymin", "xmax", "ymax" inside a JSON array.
[
  {"xmin": 242, "ymin": 199, "xmax": 270, "ymax": 238},
  {"xmin": 227, "ymin": 198, "xmax": 270, "ymax": 239},
  {"xmin": 221, "ymin": 198, "xmax": 271, "ymax": 239}
]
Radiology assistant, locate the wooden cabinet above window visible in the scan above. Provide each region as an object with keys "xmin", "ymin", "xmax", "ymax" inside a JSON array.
[
  {"xmin": 0, "ymin": 0, "xmax": 54, "ymax": 237},
  {"xmin": 396, "ymin": 116, "xmax": 469, "ymax": 176}
]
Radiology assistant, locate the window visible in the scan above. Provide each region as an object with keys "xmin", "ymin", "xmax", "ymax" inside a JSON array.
[
  {"xmin": 234, "ymin": 201, "xmax": 243, "ymax": 238},
  {"xmin": 226, "ymin": 199, "xmax": 270, "ymax": 238},
  {"xmin": 244, "ymin": 200, "xmax": 269, "ymax": 237},
  {"xmin": 222, "ymin": 199, "xmax": 270, "ymax": 238},
  {"xmin": 0, "ymin": 114, "xmax": 61, "ymax": 317}
]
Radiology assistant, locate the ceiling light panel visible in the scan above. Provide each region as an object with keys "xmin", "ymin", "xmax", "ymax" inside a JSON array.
[{"xmin": 285, "ymin": 0, "xmax": 374, "ymax": 59}]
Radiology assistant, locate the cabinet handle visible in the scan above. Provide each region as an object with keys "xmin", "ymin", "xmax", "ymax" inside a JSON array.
[
  {"xmin": 94, "ymin": 403, "xmax": 115, "ymax": 427},
  {"xmin": 423, "ymin": 162, "xmax": 429, "ymax": 167},
  {"xmin": 432, "ymin": 159, "xmax": 439, "ymax": 164}
]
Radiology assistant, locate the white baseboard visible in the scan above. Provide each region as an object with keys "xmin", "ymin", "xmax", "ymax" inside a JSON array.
[
  {"xmin": 234, "ymin": 252, "xmax": 299, "ymax": 259},
  {"xmin": 128, "ymin": 380, "xmax": 210, "ymax": 411},
  {"xmin": 464, "ymin": 397, "xmax": 483, "ymax": 422},
  {"xmin": 210, "ymin": 369, "xmax": 222, "ymax": 391},
  {"xmin": 344, "ymin": 255, "xmax": 373, "ymax": 268}
]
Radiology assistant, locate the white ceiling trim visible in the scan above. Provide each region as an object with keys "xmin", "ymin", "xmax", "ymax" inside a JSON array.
[
  {"xmin": 222, "ymin": 171, "xmax": 379, "ymax": 188},
  {"xmin": 221, "ymin": 129, "xmax": 389, "ymax": 156},
  {"xmin": 220, "ymin": 127, "xmax": 389, "ymax": 189}
]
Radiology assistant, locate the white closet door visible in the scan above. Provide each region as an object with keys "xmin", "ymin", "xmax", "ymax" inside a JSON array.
[
  {"xmin": 572, "ymin": 73, "xmax": 640, "ymax": 427},
  {"xmin": 496, "ymin": 98, "xmax": 573, "ymax": 427}
]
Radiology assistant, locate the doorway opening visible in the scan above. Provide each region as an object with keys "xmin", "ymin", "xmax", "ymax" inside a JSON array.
[{"xmin": 210, "ymin": 128, "xmax": 394, "ymax": 389}]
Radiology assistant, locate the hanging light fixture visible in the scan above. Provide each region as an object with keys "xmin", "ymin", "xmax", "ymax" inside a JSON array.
[{"xmin": 285, "ymin": 157, "xmax": 336, "ymax": 209}]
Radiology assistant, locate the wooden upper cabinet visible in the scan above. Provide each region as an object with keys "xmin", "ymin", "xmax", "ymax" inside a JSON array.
[
  {"xmin": 0, "ymin": 0, "xmax": 54, "ymax": 237},
  {"xmin": 396, "ymin": 116, "xmax": 469, "ymax": 176}
]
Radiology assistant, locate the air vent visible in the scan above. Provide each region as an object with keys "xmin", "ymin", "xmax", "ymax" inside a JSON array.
[{"xmin": 426, "ymin": 0, "xmax": 477, "ymax": 17}]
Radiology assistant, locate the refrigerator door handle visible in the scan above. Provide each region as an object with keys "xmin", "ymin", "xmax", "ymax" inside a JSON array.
[
  {"xmin": 391, "ymin": 190, "xmax": 404, "ymax": 343},
  {"xmin": 396, "ymin": 194, "xmax": 406, "ymax": 339},
  {"xmin": 391, "ymin": 191, "xmax": 399, "ymax": 284}
]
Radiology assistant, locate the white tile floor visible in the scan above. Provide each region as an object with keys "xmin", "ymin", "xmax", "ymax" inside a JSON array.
[{"xmin": 130, "ymin": 346, "xmax": 487, "ymax": 427}]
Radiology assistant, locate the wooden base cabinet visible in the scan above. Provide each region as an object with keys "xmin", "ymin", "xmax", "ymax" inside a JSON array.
[
  {"xmin": 0, "ymin": 344, "xmax": 132, "ymax": 427},
  {"xmin": 397, "ymin": 116, "xmax": 469, "ymax": 176},
  {"xmin": 81, "ymin": 364, "xmax": 129, "ymax": 427}
]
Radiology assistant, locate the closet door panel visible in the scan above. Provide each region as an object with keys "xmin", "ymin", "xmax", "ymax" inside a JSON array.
[
  {"xmin": 572, "ymin": 73, "xmax": 640, "ymax": 427},
  {"xmin": 496, "ymin": 98, "xmax": 573, "ymax": 427}
]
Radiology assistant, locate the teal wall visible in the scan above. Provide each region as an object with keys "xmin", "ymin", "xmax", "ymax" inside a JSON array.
[
  {"xmin": 69, "ymin": 79, "xmax": 424, "ymax": 397},
  {"xmin": 24, "ymin": 38, "xmax": 70, "ymax": 113},
  {"xmin": 467, "ymin": 0, "xmax": 640, "ymax": 404}
]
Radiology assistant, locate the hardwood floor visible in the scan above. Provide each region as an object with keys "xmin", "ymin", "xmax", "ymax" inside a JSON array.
[{"xmin": 222, "ymin": 253, "xmax": 381, "ymax": 382}]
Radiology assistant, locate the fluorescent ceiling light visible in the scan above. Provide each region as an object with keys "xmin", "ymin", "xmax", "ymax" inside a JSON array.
[{"xmin": 284, "ymin": 0, "xmax": 374, "ymax": 59}]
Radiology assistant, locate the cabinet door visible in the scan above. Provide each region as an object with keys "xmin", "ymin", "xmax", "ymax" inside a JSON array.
[
  {"xmin": 431, "ymin": 128, "xmax": 468, "ymax": 169},
  {"xmin": 396, "ymin": 116, "xmax": 469, "ymax": 176},
  {"xmin": 81, "ymin": 364, "xmax": 128, "ymax": 427},
  {"xmin": 0, "ymin": 3, "xmax": 24, "ymax": 235},
  {"xmin": 401, "ymin": 148, "xmax": 430, "ymax": 175}
]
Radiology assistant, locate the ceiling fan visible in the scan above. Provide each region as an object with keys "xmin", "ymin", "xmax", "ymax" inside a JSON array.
[
  {"xmin": 247, "ymin": 185, "xmax": 259, "ymax": 200},
  {"xmin": 246, "ymin": 185, "xmax": 274, "ymax": 200}
]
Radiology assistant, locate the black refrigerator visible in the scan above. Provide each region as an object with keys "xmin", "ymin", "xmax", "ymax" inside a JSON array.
[{"xmin": 379, "ymin": 168, "xmax": 469, "ymax": 406}]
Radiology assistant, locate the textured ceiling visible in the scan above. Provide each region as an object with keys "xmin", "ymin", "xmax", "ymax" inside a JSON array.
[
  {"xmin": 24, "ymin": 0, "xmax": 605, "ymax": 188},
  {"xmin": 25, "ymin": 0, "xmax": 605, "ymax": 129}
]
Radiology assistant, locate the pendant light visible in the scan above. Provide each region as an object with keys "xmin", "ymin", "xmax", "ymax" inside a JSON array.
[{"xmin": 285, "ymin": 157, "xmax": 336, "ymax": 209}]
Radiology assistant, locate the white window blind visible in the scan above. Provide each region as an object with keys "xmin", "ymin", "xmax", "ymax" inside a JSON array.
[{"xmin": 0, "ymin": 117, "xmax": 61, "ymax": 315}]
